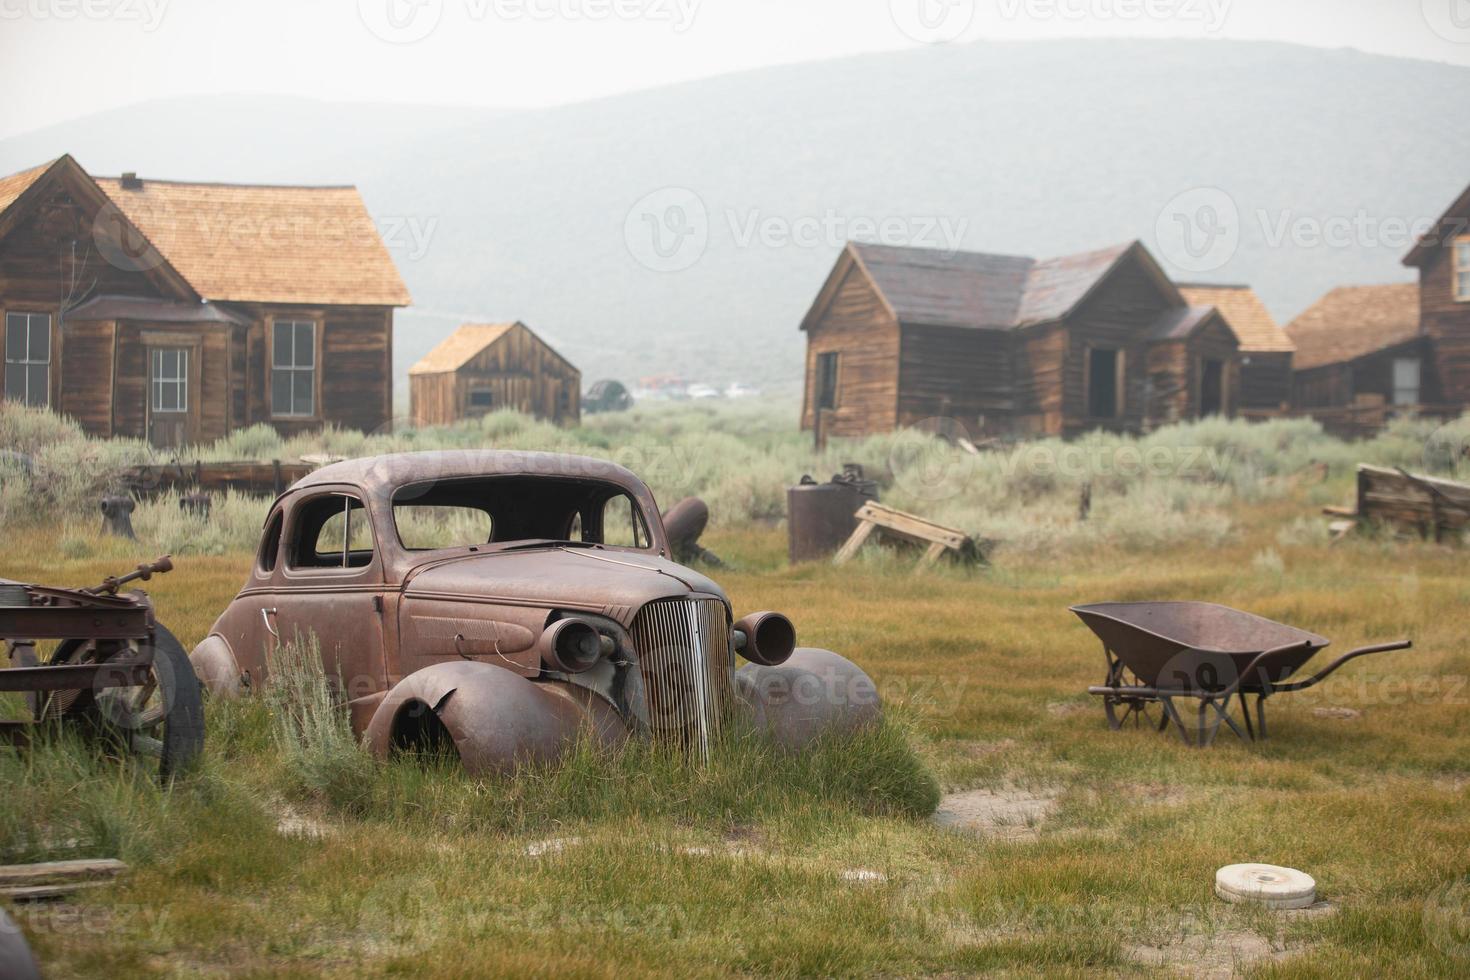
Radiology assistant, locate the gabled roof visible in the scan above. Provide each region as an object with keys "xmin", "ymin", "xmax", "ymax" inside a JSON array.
[
  {"xmin": 1404, "ymin": 182, "xmax": 1470, "ymax": 268},
  {"xmin": 0, "ymin": 155, "xmax": 198, "ymax": 301},
  {"xmin": 1179, "ymin": 284, "xmax": 1294, "ymax": 354},
  {"xmin": 1285, "ymin": 284, "xmax": 1421, "ymax": 371},
  {"xmin": 812, "ymin": 240, "xmax": 1166, "ymax": 332},
  {"xmin": 0, "ymin": 160, "xmax": 52, "ymax": 215},
  {"xmin": 410, "ymin": 323, "xmax": 518, "ymax": 375},
  {"xmin": 1145, "ymin": 305, "xmax": 1221, "ymax": 342},
  {"xmin": 92, "ymin": 176, "xmax": 411, "ymax": 307}
]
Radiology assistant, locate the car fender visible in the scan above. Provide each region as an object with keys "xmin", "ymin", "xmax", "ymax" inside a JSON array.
[
  {"xmin": 189, "ymin": 633, "xmax": 245, "ymax": 698},
  {"xmin": 364, "ymin": 661, "xmax": 628, "ymax": 775},
  {"xmin": 735, "ymin": 648, "xmax": 882, "ymax": 750}
]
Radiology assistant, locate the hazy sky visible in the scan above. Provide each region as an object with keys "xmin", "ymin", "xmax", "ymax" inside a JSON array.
[{"xmin": 3, "ymin": 0, "xmax": 1469, "ymax": 138}]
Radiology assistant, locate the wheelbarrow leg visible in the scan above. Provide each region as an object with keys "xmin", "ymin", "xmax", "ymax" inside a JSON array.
[
  {"xmin": 1160, "ymin": 697, "xmax": 1194, "ymax": 746},
  {"xmin": 1239, "ymin": 692, "xmax": 1255, "ymax": 741},
  {"xmin": 1255, "ymin": 695, "xmax": 1269, "ymax": 741}
]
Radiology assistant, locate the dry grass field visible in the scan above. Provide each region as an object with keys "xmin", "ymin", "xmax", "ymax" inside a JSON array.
[{"xmin": 1, "ymin": 407, "xmax": 1469, "ymax": 977}]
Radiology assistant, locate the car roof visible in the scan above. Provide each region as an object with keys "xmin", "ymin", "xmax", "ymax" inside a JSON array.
[{"xmin": 291, "ymin": 451, "xmax": 652, "ymax": 497}]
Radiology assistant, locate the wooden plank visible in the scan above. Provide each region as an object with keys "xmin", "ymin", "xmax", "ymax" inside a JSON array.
[
  {"xmin": 0, "ymin": 859, "xmax": 127, "ymax": 887},
  {"xmin": 854, "ymin": 502, "xmax": 970, "ymax": 548},
  {"xmin": 831, "ymin": 520, "xmax": 877, "ymax": 567}
]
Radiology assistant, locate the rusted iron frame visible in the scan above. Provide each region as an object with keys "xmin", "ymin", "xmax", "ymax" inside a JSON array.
[{"xmin": 1087, "ymin": 639, "xmax": 1413, "ymax": 747}]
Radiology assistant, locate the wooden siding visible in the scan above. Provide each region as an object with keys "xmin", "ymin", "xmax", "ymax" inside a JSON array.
[
  {"xmin": 800, "ymin": 263, "xmax": 900, "ymax": 436},
  {"xmin": 410, "ymin": 322, "xmax": 580, "ymax": 427},
  {"xmin": 1419, "ymin": 237, "xmax": 1470, "ymax": 411},
  {"xmin": 1057, "ymin": 253, "xmax": 1176, "ymax": 435},
  {"xmin": 55, "ymin": 319, "xmax": 114, "ymax": 436},
  {"xmin": 1239, "ymin": 351, "xmax": 1293, "ymax": 414},
  {"xmin": 896, "ymin": 324, "xmax": 1013, "ymax": 431},
  {"xmin": 1012, "ymin": 324, "xmax": 1067, "ymax": 435},
  {"xmin": 1292, "ymin": 338, "xmax": 1438, "ymax": 411}
]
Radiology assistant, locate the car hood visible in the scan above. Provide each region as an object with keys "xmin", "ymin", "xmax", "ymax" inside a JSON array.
[{"xmin": 401, "ymin": 547, "xmax": 726, "ymax": 626}]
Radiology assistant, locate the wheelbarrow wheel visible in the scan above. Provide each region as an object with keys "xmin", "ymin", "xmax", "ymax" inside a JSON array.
[
  {"xmin": 1102, "ymin": 665, "xmax": 1170, "ymax": 733},
  {"xmin": 39, "ymin": 624, "xmax": 205, "ymax": 781}
]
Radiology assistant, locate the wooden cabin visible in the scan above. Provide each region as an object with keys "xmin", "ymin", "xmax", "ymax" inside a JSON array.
[
  {"xmin": 409, "ymin": 322, "xmax": 580, "ymax": 426},
  {"xmin": 0, "ymin": 155, "xmax": 410, "ymax": 446},
  {"xmin": 1285, "ymin": 284, "xmax": 1432, "ymax": 435},
  {"xmin": 799, "ymin": 240, "xmax": 1241, "ymax": 438},
  {"xmin": 1403, "ymin": 181, "xmax": 1470, "ymax": 414},
  {"xmin": 1179, "ymin": 284, "xmax": 1294, "ymax": 417}
]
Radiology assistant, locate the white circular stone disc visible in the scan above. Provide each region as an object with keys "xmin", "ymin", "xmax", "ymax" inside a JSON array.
[{"xmin": 1215, "ymin": 864, "xmax": 1317, "ymax": 910}]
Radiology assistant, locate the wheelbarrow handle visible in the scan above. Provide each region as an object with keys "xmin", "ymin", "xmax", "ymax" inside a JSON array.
[
  {"xmin": 1213, "ymin": 641, "xmax": 1315, "ymax": 702},
  {"xmin": 1270, "ymin": 639, "xmax": 1413, "ymax": 694}
]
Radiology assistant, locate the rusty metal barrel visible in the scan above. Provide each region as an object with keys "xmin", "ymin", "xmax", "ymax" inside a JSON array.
[{"xmin": 787, "ymin": 464, "xmax": 879, "ymax": 564}]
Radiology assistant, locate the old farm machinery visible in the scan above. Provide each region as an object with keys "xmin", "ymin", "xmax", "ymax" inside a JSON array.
[{"xmin": 1, "ymin": 557, "xmax": 203, "ymax": 779}]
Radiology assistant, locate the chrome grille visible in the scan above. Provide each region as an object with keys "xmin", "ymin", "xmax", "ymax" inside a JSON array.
[{"xmin": 628, "ymin": 598, "xmax": 732, "ymax": 760}]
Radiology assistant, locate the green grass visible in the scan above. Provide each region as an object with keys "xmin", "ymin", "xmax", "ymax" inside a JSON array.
[{"xmin": 2, "ymin": 404, "xmax": 1470, "ymax": 976}]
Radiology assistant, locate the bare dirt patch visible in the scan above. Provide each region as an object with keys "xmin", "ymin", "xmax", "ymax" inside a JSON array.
[
  {"xmin": 933, "ymin": 787, "xmax": 1059, "ymax": 842},
  {"xmin": 1127, "ymin": 930, "xmax": 1304, "ymax": 977}
]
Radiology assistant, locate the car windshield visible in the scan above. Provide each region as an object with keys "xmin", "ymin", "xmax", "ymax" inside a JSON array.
[{"xmin": 391, "ymin": 475, "xmax": 655, "ymax": 553}]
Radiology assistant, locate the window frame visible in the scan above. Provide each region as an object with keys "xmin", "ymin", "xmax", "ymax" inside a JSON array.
[
  {"xmin": 1455, "ymin": 237, "xmax": 1470, "ymax": 303},
  {"xmin": 3, "ymin": 310, "xmax": 53, "ymax": 408},
  {"xmin": 815, "ymin": 351, "xmax": 840, "ymax": 412},
  {"xmin": 284, "ymin": 490, "xmax": 377, "ymax": 577},
  {"xmin": 1392, "ymin": 357, "xmax": 1423, "ymax": 407},
  {"xmin": 270, "ymin": 318, "xmax": 320, "ymax": 419},
  {"xmin": 149, "ymin": 347, "xmax": 190, "ymax": 414}
]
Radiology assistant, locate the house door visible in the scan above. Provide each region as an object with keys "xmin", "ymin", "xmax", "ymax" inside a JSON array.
[
  {"xmin": 147, "ymin": 346, "xmax": 198, "ymax": 448},
  {"xmin": 1200, "ymin": 359, "xmax": 1225, "ymax": 417}
]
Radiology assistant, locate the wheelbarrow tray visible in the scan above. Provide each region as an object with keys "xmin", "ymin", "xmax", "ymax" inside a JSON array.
[{"xmin": 1070, "ymin": 601, "xmax": 1330, "ymax": 690}]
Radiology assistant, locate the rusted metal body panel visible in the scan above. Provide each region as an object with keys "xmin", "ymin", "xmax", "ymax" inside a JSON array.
[{"xmin": 197, "ymin": 451, "xmax": 880, "ymax": 771}]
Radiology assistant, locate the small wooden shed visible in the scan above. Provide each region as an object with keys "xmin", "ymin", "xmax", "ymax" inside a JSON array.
[{"xmin": 409, "ymin": 321, "xmax": 580, "ymax": 426}]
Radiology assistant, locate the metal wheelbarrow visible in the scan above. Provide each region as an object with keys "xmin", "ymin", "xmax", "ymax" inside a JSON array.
[{"xmin": 1071, "ymin": 602, "xmax": 1412, "ymax": 747}]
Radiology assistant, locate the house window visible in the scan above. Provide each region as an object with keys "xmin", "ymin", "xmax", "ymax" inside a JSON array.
[
  {"xmin": 468, "ymin": 388, "xmax": 494, "ymax": 410},
  {"xmin": 1393, "ymin": 358, "xmax": 1422, "ymax": 407},
  {"xmin": 815, "ymin": 352, "xmax": 840, "ymax": 411},
  {"xmin": 4, "ymin": 312, "xmax": 51, "ymax": 408},
  {"xmin": 150, "ymin": 349, "xmax": 188, "ymax": 413},
  {"xmin": 1456, "ymin": 239, "xmax": 1470, "ymax": 302},
  {"xmin": 1087, "ymin": 347, "xmax": 1123, "ymax": 419},
  {"xmin": 272, "ymin": 320, "xmax": 316, "ymax": 417}
]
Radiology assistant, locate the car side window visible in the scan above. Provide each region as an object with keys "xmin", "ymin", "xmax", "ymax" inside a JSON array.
[
  {"xmin": 259, "ymin": 510, "xmax": 284, "ymax": 573},
  {"xmin": 289, "ymin": 493, "xmax": 375, "ymax": 570},
  {"xmin": 600, "ymin": 493, "xmax": 650, "ymax": 549}
]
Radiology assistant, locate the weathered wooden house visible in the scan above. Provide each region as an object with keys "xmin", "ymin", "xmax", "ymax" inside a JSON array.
[
  {"xmin": 1403, "ymin": 182, "xmax": 1470, "ymax": 413},
  {"xmin": 0, "ymin": 155, "xmax": 410, "ymax": 446},
  {"xmin": 799, "ymin": 240, "xmax": 1241, "ymax": 438},
  {"xmin": 1179, "ymin": 284, "xmax": 1294, "ymax": 417},
  {"xmin": 409, "ymin": 322, "xmax": 580, "ymax": 426},
  {"xmin": 1286, "ymin": 284, "xmax": 1428, "ymax": 418}
]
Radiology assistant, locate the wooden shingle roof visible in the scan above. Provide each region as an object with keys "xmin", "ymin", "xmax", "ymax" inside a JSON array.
[
  {"xmin": 409, "ymin": 323, "xmax": 519, "ymax": 375},
  {"xmin": 91, "ymin": 176, "xmax": 412, "ymax": 307},
  {"xmin": 0, "ymin": 160, "xmax": 52, "ymax": 215},
  {"xmin": 1285, "ymin": 284, "xmax": 1421, "ymax": 370},
  {"xmin": 847, "ymin": 240, "xmax": 1140, "ymax": 331},
  {"xmin": 1179, "ymin": 284, "xmax": 1294, "ymax": 354}
]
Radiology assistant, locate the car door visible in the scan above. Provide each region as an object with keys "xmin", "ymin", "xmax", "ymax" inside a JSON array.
[{"xmin": 273, "ymin": 486, "xmax": 390, "ymax": 703}]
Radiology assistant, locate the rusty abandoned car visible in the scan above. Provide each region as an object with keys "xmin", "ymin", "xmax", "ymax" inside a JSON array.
[{"xmin": 190, "ymin": 452, "xmax": 880, "ymax": 771}]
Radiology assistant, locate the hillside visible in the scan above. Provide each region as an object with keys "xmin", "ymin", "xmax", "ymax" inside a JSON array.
[{"xmin": 4, "ymin": 39, "xmax": 1468, "ymax": 396}]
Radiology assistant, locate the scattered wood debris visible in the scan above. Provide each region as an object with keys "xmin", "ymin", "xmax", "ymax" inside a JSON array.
[
  {"xmin": 0, "ymin": 859, "xmax": 128, "ymax": 901},
  {"xmin": 833, "ymin": 502, "xmax": 989, "ymax": 570},
  {"xmin": 1324, "ymin": 465, "xmax": 1470, "ymax": 543}
]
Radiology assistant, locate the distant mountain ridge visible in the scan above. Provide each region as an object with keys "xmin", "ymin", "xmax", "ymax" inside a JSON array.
[{"xmin": 3, "ymin": 39, "xmax": 1468, "ymax": 396}]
